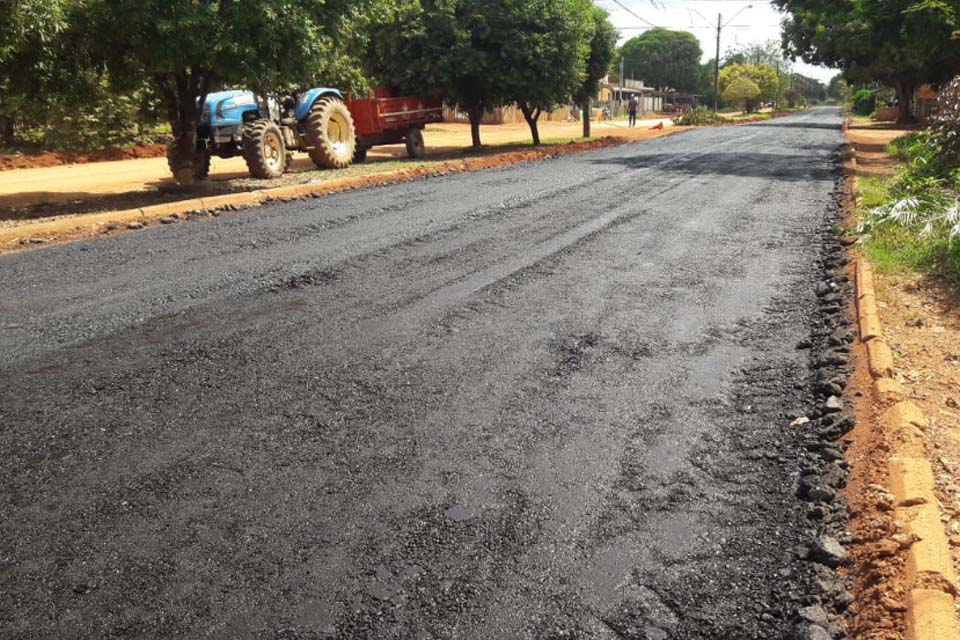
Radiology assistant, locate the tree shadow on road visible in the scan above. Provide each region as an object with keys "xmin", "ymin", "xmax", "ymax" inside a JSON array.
[
  {"xmin": 746, "ymin": 121, "xmax": 841, "ymax": 130},
  {"xmin": 590, "ymin": 151, "xmax": 838, "ymax": 182}
]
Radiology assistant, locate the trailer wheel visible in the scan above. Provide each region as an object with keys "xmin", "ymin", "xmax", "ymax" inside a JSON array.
[
  {"xmin": 167, "ymin": 144, "xmax": 212, "ymax": 182},
  {"xmin": 243, "ymin": 120, "xmax": 287, "ymax": 179},
  {"xmin": 353, "ymin": 145, "xmax": 368, "ymax": 164},
  {"xmin": 305, "ymin": 96, "xmax": 356, "ymax": 169},
  {"xmin": 405, "ymin": 128, "xmax": 425, "ymax": 159}
]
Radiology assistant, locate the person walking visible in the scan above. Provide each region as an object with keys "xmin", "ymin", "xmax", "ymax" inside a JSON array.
[{"xmin": 628, "ymin": 95, "xmax": 639, "ymax": 127}]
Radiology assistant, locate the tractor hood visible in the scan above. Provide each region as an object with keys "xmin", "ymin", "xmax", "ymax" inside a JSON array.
[{"xmin": 201, "ymin": 90, "xmax": 258, "ymax": 126}]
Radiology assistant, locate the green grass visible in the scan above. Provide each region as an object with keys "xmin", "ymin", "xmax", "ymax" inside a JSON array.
[
  {"xmin": 858, "ymin": 175, "xmax": 893, "ymax": 208},
  {"xmin": 885, "ymin": 132, "xmax": 927, "ymax": 162},
  {"xmin": 502, "ymin": 135, "xmax": 597, "ymax": 147},
  {"xmin": 862, "ymin": 225, "xmax": 960, "ymax": 283},
  {"xmin": 857, "ymin": 174, "xmax": 960, "ymax": 284}
]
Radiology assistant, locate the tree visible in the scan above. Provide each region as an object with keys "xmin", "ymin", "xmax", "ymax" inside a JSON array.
[
  {"xmin": 367, "ymin": 0, "xmax": 600, "ymax": 148},
  {"xmin": 0, "ymin": 0, "xmax": 72, "ymax": 144},
  {"xmin": 722, "ymin": 77, "xmax": 761, "ymax": 113},
  {"xmin": 575, "ymin": 6, "xmax": 617, "ymax": 139},
  {"xmin": 615, "ymin": 29, "xmax": 703, "ymax": 93},
  {"xmin": 724, "ymin": 40, "xmax": 792, "ymax": 106},
  {"xmin": 790, "ymin": 73, "xmax": 827, "ymax": 105},
  {"xmin": 719, "ymin": 64, "xmax": 779, "ymax": 110},
  {"xmin": 775, "ymin": 0, "xmax": 960, "ymax": 123},
  {"xmin": 724, "ymin": 40, "xmax": 787, "ymax": 68},
  {"xmin": 827, "ymin": 74, "xmax": 852, "ymax": 104},
  {"xmin": 500, "ymin": 0, "xmax": 594, "ymax": 145},
  {"xmin": 80, "ymin": 0, "xmax": 369, "ymax": 184},
  {"xmin": 698, "ymin": 60, "xmax": 718, "ymax": 109},
  {"xmin": 366, "ymin": 0, "xmax": 510, "ymax": 148}
]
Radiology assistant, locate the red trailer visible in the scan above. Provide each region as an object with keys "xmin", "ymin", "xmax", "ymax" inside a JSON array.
[{"xmin": 345, "ymin": 88, "xmax": 444, "ymax": 162}]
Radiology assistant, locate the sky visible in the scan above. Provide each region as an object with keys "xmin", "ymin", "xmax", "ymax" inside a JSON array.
[{"xmin": 595, "ymin": 0, "xmax": 839, "ymax": 84}]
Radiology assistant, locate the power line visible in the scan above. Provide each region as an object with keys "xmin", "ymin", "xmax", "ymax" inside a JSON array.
[
  {"xmin": 608, "ymin": 0, "xmax": 658, "ymax": 27},
  {"xmin": 615, "ymin": 24, "xmax": 765, "ymax": 30}
]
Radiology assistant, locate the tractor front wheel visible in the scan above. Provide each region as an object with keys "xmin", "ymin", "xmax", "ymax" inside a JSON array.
[
  {"xmin": 304, "ymin": 96, "xmax": 356, "ymax": 169},
  {"xmin": 353, "ymin": 145, "xmax": 369, "ymax": 164},
  {"xmin": 243, "ymin": 120, "xmax": 287, "ymax": 179},
  {"xmin": 193, "ymin": 150, "xmax": 211, "ymax": 180},
  {"xmin": 405, "ymin": 128, "xmax": 425, "ymax": 159}
]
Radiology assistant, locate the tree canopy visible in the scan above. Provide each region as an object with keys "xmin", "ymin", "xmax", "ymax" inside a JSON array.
[
  {"xmin": 2, "ymin": 0, "xmax": 616, "ymax": 164},
  {"xmin": 367, "ymin": 0, "xmax": 601, "ymax": 147},
  {"xmin": 774, "ymin": 0, "xmax": 960, "ymax": 122},
  {"xmin": 616, "ymin": 29, "xmax": 703, "ymax": 93},
  {"xmin": 720, "ymin": 63, "xmax": 779, "ymax": 109},
  {"xmin": 722, "ymin": 76, "xmax": 761, "ymax": 112},
  {"xmin": 827, "ymin": 75, "xmax": 851, "ymax": 104},
  {"xmin": 575, "ymin": 5, "xmax": 618, "ymax": 138},
  {"xmin": 70, "ymin": 0, "xmax": 369, "ymax": 182},
  {"xmin": 499, "ymin": 0, "xmax": 595, "ymax": 145}
]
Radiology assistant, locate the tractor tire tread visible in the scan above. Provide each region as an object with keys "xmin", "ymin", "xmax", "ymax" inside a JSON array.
[
  {"xmin": 243, "ymin": 120, "xmax": 286, "ymax": 179},
  {"xmin": 305, "ymin": 96, "xmax": 356, "ymax": 169}
]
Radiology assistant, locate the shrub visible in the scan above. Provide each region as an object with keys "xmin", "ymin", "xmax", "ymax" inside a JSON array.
[
  {"xmin": 858, "ymin": 77, "xmax": 960, "ymax": 280},
  {"xmin": 886, "ymin": 132, "xmax": 928, "ymax": 162},
  {"xmin": 859, "ymin": 192, "xmax": 960, "ymax": 246},
  {"xmin": 851, "ymin": 89, "xmax": 875, "ymax": 116},
  {"xmin": 673, "ymin": 107, "xmax": 726, "ymax": 126},
  {"xmin": 928, "ymin": 76, "xmax": 960, "ymax": 167}
]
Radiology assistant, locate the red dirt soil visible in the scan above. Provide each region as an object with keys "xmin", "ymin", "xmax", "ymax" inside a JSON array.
[{"xmin": 0, "ymin": 143, "xmax": 168, "ymax": 171}]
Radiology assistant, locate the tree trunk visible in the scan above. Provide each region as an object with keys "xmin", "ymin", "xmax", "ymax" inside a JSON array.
[
  {"xmin": 582, "ymin": 98, "xmax": 591, "ymax": 139},
  {"xmin": 894, "ymin": 80, "xmax": 917, "ymax": 125},
  {"xmin": 520, "ymin": 104, "xmax": 541, "ymax": 146},
  {"xmin": 0, "ymin": 115, "xmax": 14, "ymax": 145},
  {"xmin": 468, "ymin": 105, "xmax": 483, "ymax": 148},
  {"xmin": 156, "ymin": 70, "xmax": 214, "ymax": 186}
]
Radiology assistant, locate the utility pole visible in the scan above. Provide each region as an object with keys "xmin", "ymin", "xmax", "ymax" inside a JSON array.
[
  {"xmin": 775, "ymin": 59, "xmax": 781, "ymax": 110},
  {"xmin": 709, "ymin": 5, "xmax": 753, "ymax": 114},
  {"xmin": 619, "ymin": 57, "xmax": 625, "ymax": 117},
  {"xmin": 713, "ymin": 13, "xmax": 721, "ymax": 114}
]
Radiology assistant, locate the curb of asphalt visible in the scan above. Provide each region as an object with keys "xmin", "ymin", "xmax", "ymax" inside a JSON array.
[
  {"xmin": 0, "ymin": 136, "xmax": 642, "ymax": 251},
  {"xmin": 854, "ymin": 256, "xmax": 960, "ymax": 640}
]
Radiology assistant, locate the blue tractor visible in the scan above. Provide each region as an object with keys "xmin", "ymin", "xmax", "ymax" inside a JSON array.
[{"xmin": 178, "ymin": 88, "xmax": 357, "ymax": 180}]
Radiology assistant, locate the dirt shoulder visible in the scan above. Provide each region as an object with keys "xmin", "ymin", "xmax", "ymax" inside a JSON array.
[
  {"xmin": 0, "ymin": 134, "xmax": 670, "ymax": 253},
  {"xmin": 0, "ymin": 119, "xmax": 677, "ymax": 211},
  {"xmin": 843, "ymin": 120, "xmax": 960, "ymax": 639},
  {"xmin": 0, "ymin": 142, "xmax": 169, "ymax": 171}
]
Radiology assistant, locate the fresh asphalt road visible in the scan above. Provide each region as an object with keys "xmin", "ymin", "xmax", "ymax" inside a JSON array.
[{"xmin": 1, "ymin": 108, "xmax": 843, "ymax": 639}]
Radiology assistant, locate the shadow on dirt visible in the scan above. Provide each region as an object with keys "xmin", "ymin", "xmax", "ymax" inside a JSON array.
[{"xmin": 591, "ymin": 151, "xmax": 837, "ymax": 182}]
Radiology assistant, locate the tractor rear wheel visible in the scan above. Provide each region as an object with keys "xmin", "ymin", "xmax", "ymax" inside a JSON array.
[
  {"xmin": 243, "ymin": 120, "xmax": 287, "ymax": 179},
  {"xmin": 405, "ymin": 128, "xmax": 425, "ymax": 159},
  {"xmin": 304, "ymin": 96, "xmax": 356, "ymax": 169}
]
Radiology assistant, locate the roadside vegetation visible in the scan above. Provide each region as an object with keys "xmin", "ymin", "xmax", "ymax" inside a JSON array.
[
  {"xmin": 1, "ymin": 0, "xmax": 834, "ymax": 167},
  {"xmin": 774, "ymin": 0, "xmax": 960, "ymax": 282},
  {"xmin": 776, "ymin": 0, "xmax": 960, "ymax": 124},
  {"xmin": 1, "ymin": 0, "xmax": 618, "ymax": 168},
  {"xmin": 857, "ymin": 79, "xmax": 960, "ymax": 283}
]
